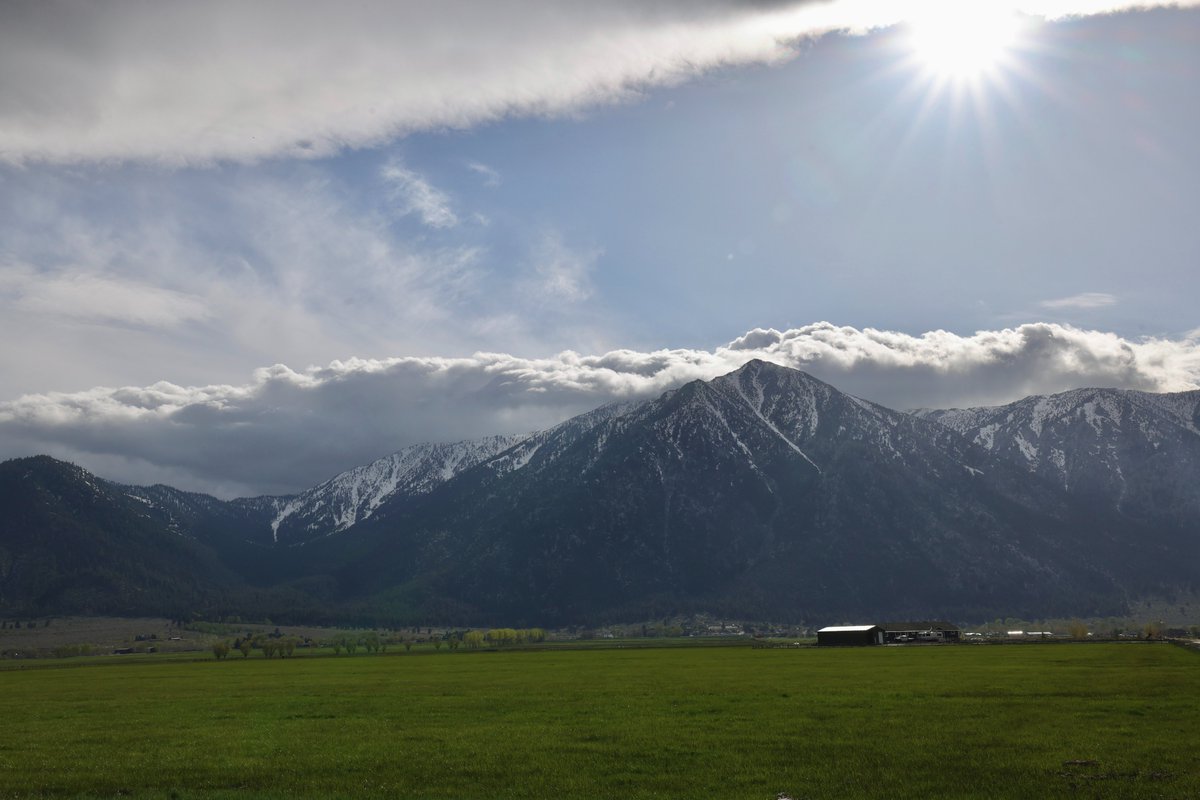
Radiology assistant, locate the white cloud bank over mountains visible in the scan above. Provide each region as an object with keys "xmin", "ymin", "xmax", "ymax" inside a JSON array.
[
  {"xmin": 2, "ymin": 0, "xmax": 1196, "ymax": 165},
  {"xmin": 2, "ymin": 323, "xmax": 1197, "ymax": 497}
]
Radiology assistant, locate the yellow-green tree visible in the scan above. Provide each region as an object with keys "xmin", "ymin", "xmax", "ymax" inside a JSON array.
[{"xmin": 486, "ymin": 628, "xmax": 518, "ymax": 646}]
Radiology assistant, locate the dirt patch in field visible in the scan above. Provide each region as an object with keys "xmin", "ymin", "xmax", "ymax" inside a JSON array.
[{"xmin": 0, "ymin": 616, "xmax": 449, "ymax": 660}]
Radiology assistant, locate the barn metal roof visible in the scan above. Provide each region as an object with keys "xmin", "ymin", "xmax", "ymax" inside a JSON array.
[{"xmin": 818, "ymin": 625, "xmax": 879, "ymax": 632}]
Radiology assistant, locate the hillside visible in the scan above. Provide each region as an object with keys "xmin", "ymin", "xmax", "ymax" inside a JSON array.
[{"xmin": 1, "ymin": 363, "xmax": 1196, "ymax": 624}]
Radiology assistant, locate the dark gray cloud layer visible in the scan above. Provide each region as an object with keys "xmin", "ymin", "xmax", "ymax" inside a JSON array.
[{"xmin": 2, "ymin": 322, "xmax": 1197, "ymax": 497}]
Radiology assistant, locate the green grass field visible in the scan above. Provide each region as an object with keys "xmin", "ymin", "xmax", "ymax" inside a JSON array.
[{"xmin": 1, "ymin": 642, "xmax": 1197, "ymax": 799}]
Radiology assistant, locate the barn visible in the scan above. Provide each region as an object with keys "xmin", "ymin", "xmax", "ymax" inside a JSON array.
[{"xmin": 816, "ymin": 625, "xmax": 884, "ymax": 646}]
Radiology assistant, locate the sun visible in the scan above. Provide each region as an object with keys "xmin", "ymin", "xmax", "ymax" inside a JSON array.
[{"xmin": 906, "ymin": 4, "xmax": 1021, "ymax": 81}]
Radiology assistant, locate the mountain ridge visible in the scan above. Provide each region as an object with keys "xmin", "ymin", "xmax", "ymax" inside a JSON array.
[
  {"xmin": 1, "ymin": 361, "xmax": 1196, "ymax": 624},
  {"xmin": 914, "ymin": 386, "xmax": 1200, "ymax": 534}
]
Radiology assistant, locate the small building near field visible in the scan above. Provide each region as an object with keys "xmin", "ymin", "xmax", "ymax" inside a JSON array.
[
  {"xmin": 817, "ymin": 625, "xmax": 884, "ymax": 646},
  {"xmin": 879, "ymin": 621, "xmax": 962, "ymax": 643}
]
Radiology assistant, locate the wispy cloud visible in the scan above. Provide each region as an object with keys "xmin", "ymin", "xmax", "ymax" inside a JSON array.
[
  {"xmin": 466, "ymin": 161, "xmax": 501, "ymax": 187},
  {"xmin": 3, "ymin": 322, "xmax": 1198, "ymax": 496},
  {"xmin": 381, "ymin": 161, "xmax": 459, "ymax": 229},
  {"xmin": 0, "ymin": 166, "xmax": 508, "ymax": 397},
  {"xmin": 1040, "ymin": 292, "xmax": 1117, "ymax": 310},
  {"xmin": 0, "ymin": 266, "xmax": 210, "ymax": 327},
  {"xmin": 526, "ymin": 232, "xmax": 599, "ymax": 304},
  {"xmin": 3, "ymin": 1, "xmax": 1194, "ymax": 165}
]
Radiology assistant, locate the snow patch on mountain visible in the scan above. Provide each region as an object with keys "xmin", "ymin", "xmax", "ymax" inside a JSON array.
[
  {"xmin": 269, "ymin": 434, "xmax": 530, "ymax": 541},
  {"xmin": 913, "ymin": 387, "xmax": 1200, "ymax": 517},
  {"xmin": 482, "ymin": 400, "xmax": 641, "ymax": 478},
  {"xmin": 1014, "ymin": 433, "xmax": 1038, "ymax": 463}
]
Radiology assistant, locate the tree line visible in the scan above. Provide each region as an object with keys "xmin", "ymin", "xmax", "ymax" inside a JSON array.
[{"xmin": 210, "ymin": 626, "xmax": 548, "ymax": 659}]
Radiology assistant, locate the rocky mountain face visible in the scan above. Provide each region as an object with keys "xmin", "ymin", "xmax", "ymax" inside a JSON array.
[
  {"xmin": 119, "ymin": 406, "xmax": 638, "ymax": 551},
  {"xmin": 118, "ymin": 434, "xmax": 541, "ymax": 551},
  {"xmin": 263, "ymin": 434, "xmax": 531, "ymax": 545},
  {"xmin": 338, "ymin": 361, "xmax": 1168, "ymax": 623},
  {"xmin": 1, "ymin": 362, "xmax": 1196, "ymax": 624},
  {"xmin": 915, "ymin": 388, "xmax": 1200, "ymax": 535}
]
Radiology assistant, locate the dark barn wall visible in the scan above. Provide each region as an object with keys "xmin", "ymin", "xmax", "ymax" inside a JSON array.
[{"xmin": 816, "ymin": 627, "xmax": 881, "ymax": 646}]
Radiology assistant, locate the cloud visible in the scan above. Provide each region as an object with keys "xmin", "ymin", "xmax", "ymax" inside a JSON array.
[
  {"xmin": 0, "ymin": 165, "xmax": 530, "ymax": 400},
  {"xmin": 525, "ymin": 232, "xmax": 599, "ymax": 304},
  {"xmin": 466, "ymin": 161, "xmax": 502, "ymax": 187},
  {"xmin": 1040, "ymin": 292, "xmax": 1117, "ymax": 310},
  {"xmin": 3, "ymin": 0, "xmax": 1194, "ymax": 165},
  {"xmin": 381, "ymin": 160, "xmax": 459, "ymax": 229},
  {"xmin": 0, "ymin": 266, "xmax": 211, "ymax": 327},
  {"xmin": 2, "ymin": 322, "xmax": 1198, "ymax": 497},
  {"xmin": 723, "ymin": 322, "xmax": 1200, "ymax": 408}
]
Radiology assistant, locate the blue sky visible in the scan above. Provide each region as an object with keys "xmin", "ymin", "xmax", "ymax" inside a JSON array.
[{"xmin": 1, "ymin": 1, "xmax": 1198, "ymax": 495}]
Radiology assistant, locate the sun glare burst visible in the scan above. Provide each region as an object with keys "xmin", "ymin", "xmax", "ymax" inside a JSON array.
[{"xmin": 907, "ymin": 4, "xmax": 1021, "ymax": 81}]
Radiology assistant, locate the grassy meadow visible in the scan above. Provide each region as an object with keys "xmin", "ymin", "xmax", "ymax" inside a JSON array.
[{"xmin": 0, "ymin": 642, "xmax": 1197, "ymax": 799}]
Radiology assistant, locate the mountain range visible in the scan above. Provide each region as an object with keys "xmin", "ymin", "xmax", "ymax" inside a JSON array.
[{"xmin": 1, "ymin": 360, "xmax": 1196, "ymax": 625}]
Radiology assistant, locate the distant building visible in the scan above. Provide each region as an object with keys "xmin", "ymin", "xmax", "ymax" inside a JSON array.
[
  {"xmin": 817, "ymin": 625, "xmax": 884, "ymax": 646},
  {"xmin": 816, "ymin": 620, "xmax": 965, "ymax": 646},
  {"xmin": 878, "ymin": 621, "xmax": 962, "ymax": 643}
]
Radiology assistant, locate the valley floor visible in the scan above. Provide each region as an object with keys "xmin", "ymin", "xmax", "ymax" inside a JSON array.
[{"xmin": 0, "ymin": 641, "xmax": 1197, "ymax": 798}]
